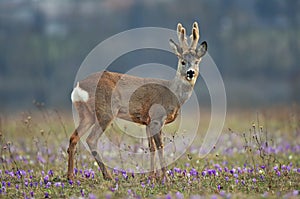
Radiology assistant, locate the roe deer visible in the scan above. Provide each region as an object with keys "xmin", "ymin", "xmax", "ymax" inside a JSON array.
[{"xmin": 67, "ymin": 22, "xmax": 207, "ymax": 180}]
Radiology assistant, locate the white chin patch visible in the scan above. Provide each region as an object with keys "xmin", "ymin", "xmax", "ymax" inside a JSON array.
[{"xmin": 71, "ymin": 82, "xmax": 89, "ymax": 102}]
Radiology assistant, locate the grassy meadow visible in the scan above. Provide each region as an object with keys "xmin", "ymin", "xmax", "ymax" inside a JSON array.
[{"xmin": 0, "ymin": 106, "xmax": 299, "ymax": 199}]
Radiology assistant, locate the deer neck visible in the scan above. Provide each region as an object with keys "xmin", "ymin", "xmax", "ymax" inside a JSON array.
[{"xmin": 169, "ymin": 72, "xmax": 194, "ymax": 105}]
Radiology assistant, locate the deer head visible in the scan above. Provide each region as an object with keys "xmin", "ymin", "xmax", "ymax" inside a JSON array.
[{"xmin": 169, "ymin": 22, "xmax": 207, "ymax": 85}]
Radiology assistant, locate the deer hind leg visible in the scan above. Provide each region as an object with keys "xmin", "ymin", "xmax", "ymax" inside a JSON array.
[
  {"xmin": 67, "ymin": 101, "xmax": 94, "ymax": 180},
  {"xmin": 153, "ymin": 130, "xmax": 166, "ymax": 179},
  {"xmin": 86, "ymin": 118, "xmax": 113, "ymax": 180}
]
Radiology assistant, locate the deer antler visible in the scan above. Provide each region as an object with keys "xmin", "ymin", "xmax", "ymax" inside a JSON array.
[
  {"xmin": 190, "ymin": 22, "xmax": 199, "ymax": 50},
  {"xmin": 177, "ymin": 23, "xmax": 189, "ymax": 51}
]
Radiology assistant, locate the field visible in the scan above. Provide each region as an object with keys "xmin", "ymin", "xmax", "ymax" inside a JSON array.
[{"xmin": 0, "ymin": 106, "xmax": 299, "ymax": 199}]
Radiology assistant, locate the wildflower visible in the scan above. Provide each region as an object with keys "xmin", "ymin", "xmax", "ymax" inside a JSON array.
[
  {"xmin": 84, "ymin": 170, "xmax": 91, "ymax": 178},
  {"xmin": 45, "ymin": 182, "xmax": 51, "ymax": 188},
  {"xmin": 48, "ymin": 170, "xmax": 54, "ymax": 176},
  {"xmin": 165, "ymin": 193, "xmax": 172, "ymax": 199},
  {"xmin": 276, "ymin": 171, "xmax": 281, "ymax": 177},
  {"xmin": 30, "ymin": 191, "xmax": 34, "ymax": 197},
  {"xmin": 211, "ymin": 195, "xmax": 218, "ymax": 199},
  {"xmin": 293, "ymin": 190, "xmax": 299, "ymax": 196},
  {"xmin": 68, "ymin": 180, "xmax": 73, "ymax": 185},
  {"xmin": 89, "ymin": 193, "xmax": 97, "ymax": 199},
  {"xmin": 224, "ymin": 167, "xmax": 229, "ymax": 172},
  {"xmin": 24, "ymin": 179, "xmax": 29, "ymax": 187},
  {"xmin": 74, "ymin": 168, "xmax": 78, "ymax": 175},
  {"xmin": 54, "ymin": 182, "xmax": 61, "ymax": 187},
  {"xmin": 225, "ymin": 176, "xmax": 229, "ymax": 181},
  {"xmin": 207, "ymin": 169, "xmax": 216, "ymax": 176},
  {"xmin": 110, "ymin": 183, "xmax": 118, "ymax": 192},
  {"xmin": 122, "ymin": 172, "xmax": 128, "ymax": 180},
  {"xmin": 190, "ymin": 168, "xmax": 198, "ymax": 177},
  {"xmin": 252, "ymin": 178, "xmax": 257, "ymax": 183},
  {"xmin": 233, "ymin": 173, "xmax": 238, "ymax": 178},
  {"xmin": 43, "ymin": 175, "xmax": 49, "ymax": 184},
  {"xmin": 44, "ymin": 192, "xmax": 49, "ymax": 198},
  {"xmin": 174, "ymin": 167, "xmax": 181, "ymax": 173},
  {"xmin": 7, "ymin": 182, "xmax": 10, "ymax": 187},
  {"xmin": 113, "ymin": 168, "xmax": 119, "ymax": 175},
  {"xmin": 201, "ymin": 171, "xmax": 207, "ymax": 177},
  {"xmin": 217, "ymin": 184, "xmax": 221, "ymax": 190},
  {"xmin": 175, "ymin": 191, "xmax": 184, "ymax": 199},
  {"xmin": 77, "ymin": 180, "xmax": 81, "ymax": 186},
  {"xmin": 80, "ymin": 189, "xmax": 85, "ymax": 197}
]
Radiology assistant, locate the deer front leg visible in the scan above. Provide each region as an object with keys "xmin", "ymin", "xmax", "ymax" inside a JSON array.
[
  {"xmin": 148, "ymin": 119, "xmax": 166, "ymax": 179},
  {"xmin": 146, "ymin": 126, "xmax": 156, "ymax": 178},
  {"xmin": 86, "ymin": 123, "xmax": 113, "ymax": 181}
]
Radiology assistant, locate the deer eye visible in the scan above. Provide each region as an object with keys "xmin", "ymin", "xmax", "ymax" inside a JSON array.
[{"xmin": 181, "ymin": 61, "xmax": 186, "ymax": 65}]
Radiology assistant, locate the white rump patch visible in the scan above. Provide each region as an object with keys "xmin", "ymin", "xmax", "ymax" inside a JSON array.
[{"xmin": 71, "ymin": 82, "xmax": 89, "ymax": 102}]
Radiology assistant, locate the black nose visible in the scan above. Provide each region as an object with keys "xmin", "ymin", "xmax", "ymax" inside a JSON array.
[{"xmin": 186, "ymin": 70, "xmax": 195, "ymax": 80}]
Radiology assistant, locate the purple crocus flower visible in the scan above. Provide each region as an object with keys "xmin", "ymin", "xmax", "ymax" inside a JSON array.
[
  {"xmin": 74, "ymin": 168, "xmax": 78, "ymax": 175},
  {"xmin": 44, "ymin": 192, "xmax": 49, "ymax": 198},
  {"xmin": 89, "ymin": 193, "xmax": 97, "ymax": 199},
  {"xmin": 43, "ymin": 175, "xmax": 49, "ymax": 184},
  {"xmin": 48, "ymin": 170, "xmax": 53, "ymax": 176},
  {"xmin": 230, "ymin": 168, "xmax": 236, "ymax": 174},
  {"xmin": 252, "ymin": 178, "xmax": 257, "ymax": 183},
  {"xmin": 45, "ymin": 182, "xmax": 51, "ymax": 188},
  {"xmin": 174, "ymin": 167, "xmax": 181, "ymax": 173},
  {"xmin": 175, "ymin": 191, "xmax": 184, "ymax": 199},
  {"xmin": 190, "ymin": 168, "xmax": 198, "ymax": 177},
  {"xmin": 165, "ymin": 193, "xmax": 172, "ymax": 199}
]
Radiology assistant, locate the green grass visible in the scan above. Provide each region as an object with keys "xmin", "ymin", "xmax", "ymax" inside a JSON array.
[{"xmin": 0, "ymin": 106, "xmax": 299, "ymax": 198}]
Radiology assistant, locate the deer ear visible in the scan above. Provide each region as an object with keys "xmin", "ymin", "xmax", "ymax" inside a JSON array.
[
  {"xmin": 196, "ymin": 41, "xmax": 207, "ymax": 58},
  {"xmin": 169, "ymin": 39, "xmax": 182, "ymax": 56}
]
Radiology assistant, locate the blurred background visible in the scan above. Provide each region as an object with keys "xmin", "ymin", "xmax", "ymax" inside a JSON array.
[{"xmin": 0, "ymin": 0, "xmax": 299, "ymax": 113}]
